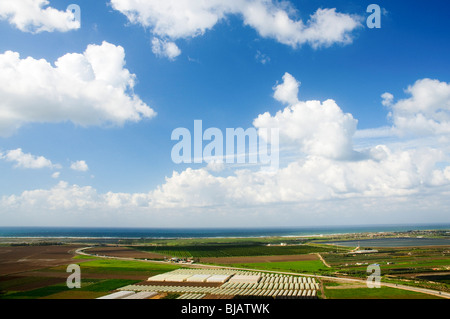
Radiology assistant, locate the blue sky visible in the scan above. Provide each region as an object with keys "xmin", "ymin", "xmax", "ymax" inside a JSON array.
[{"xmin": 0, "ymin": 0, "xmax": 449, "ymax": 227}]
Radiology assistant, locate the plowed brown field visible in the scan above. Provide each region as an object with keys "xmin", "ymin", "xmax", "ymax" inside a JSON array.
[
  {"xmin": 0, "ymin": 245, "xmax": 84, "ymax": 275},
  {"xmin": 86, "ymin": 246, "xmax": 165, "ymax": 260}
]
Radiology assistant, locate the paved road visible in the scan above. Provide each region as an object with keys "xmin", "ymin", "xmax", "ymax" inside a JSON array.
[{"xmin": 75, "ymin": 247, "xmax": 450, "ymax": 299}]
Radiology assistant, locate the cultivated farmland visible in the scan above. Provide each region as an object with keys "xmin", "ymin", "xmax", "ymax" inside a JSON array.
[
  {"xmin": 133, "ymin": 244, "xmax": 334, "ymax": 259},
  {"xmin": 227, "ymin": 260, "xmax": 330, "ymax": 274}
]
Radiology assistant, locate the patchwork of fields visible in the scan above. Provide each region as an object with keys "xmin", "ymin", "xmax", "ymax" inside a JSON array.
[
  {"xmin": 227, "ymin": 260, "xmax": 329, "ymax": 274},
  {"xmin": 200, "ymin": 254, "xmax": 318, "ymax": 264},
  {"xmin": 133, "ymin": 244, "xmax": 336, "ymax": 259},
  {"xmin": 324, "ymin": 286, "xmax": 442, "ymax": 299},
  {"xmin": 1, "ymin": 237, "xmax": 449, "ymax": 300},
  {"xmin": 0, "ymin": 247, "xmax": 180, "ymax": 299},
  {"xmin": 321, "ymin": 246, "xmax": 450, "ymax": 277}
]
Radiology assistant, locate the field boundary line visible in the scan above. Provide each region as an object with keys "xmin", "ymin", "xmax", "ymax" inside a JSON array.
[{"xmin": 315, "ymin": 253, "xmax": 331, "ymax": 268}]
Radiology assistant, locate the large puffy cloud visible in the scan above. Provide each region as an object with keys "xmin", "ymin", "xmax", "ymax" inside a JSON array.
[
  {"xmin": 110, "ymin": 0, "xmax": 361, "ymax": 58},
  {"xmin": 0, "ymin": 0, "xmax": 80, "ymax": 33},
  {"xmin": 1, "ymin": 181, "xmax": 150, "ymax": 212},
  {"xmin": 2, "ymin": 74, "xmax": 450, "ymax": 226},
  {"xmin": 110, "ymin": 0, "xmax": 233, "ymax": 39},
  {"xmin": 2, "ymin": 181, "xmax": 101, "ymax": 211},
  {"xmin": 240, "ymin": 4, "xmax": 360, "ymax": 48},
  {"xmin": 254, "ymin": 72, "xmax": 357, "ymax": 159},
  {"xmin": 147, "ymin": 146, "xmax": 450, "ymax": 207},
  {"xmin": 0, "ymin": 41, "xmax": 155, "ymax": 136},
  {"xmin": 385, "ymin": 79, "xmax": 450, "ymax": 136},
  {"xmin": 2, "ymin": 145, "xmax": 449, "ymax": 212}
]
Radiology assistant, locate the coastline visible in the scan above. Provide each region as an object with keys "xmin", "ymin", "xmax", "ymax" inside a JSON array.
[{"xmin": 0, "ymin": 224, "xmax": 448, "ymax": 241}]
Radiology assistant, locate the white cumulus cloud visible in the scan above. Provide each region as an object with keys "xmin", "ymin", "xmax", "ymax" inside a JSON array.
[
  {"xmin": 272, "ymin": 72, "xmax": 300, "ymax": 105},
  {"xmin": 254, "ymin": 72, "xmax": 358, "ymax": 159},
  {"xmin": 151, "ymin": 37, "xmax": 181, "ymax": 60},
  {"xmin": 0, "ymin": 41, "xmax": 156, "ymax": 136},
  {"xmin": 0, "ymin": 0, "xmax": 80, "ymax": 33},
  {"xmin": 241, "ymin": 5, "xmax": 361, "ymax": 49},
  {"xmin": 1, "ymin": 148, "xmax": 59, "ymax": 169},
  {"xmin": 70, "ymin": 160, "xmax": 89, "ymax": 172},
  {"xmin": 2, "ymin": 75, "xmax": 450, "ymax": 227},
  {"xmin": 3, "ymin": 144, "xmax": 450, "ymax": 212},
  {"xmin": 110, "ymin": 0, "xmax": 362, "ymax": 57},
  {"xmin": 146, "ymin": 146, "xmax": 450, "ymax": 207},
  {"xmin": 381, "ymin": 92, "xmax": 394, "ymax": 107},
  {"xmin": 387, "ymin": 78, "xmax": 450, "ymax": 136}
]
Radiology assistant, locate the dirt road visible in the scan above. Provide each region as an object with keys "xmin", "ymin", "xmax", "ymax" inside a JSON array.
[{"xmin": 315, "ymin": 253, "xmax": 331, "ymax": 268}]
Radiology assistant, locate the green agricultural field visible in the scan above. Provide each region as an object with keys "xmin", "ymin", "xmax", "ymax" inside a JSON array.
[
  {"xmin": 80, "ymin": 279, "xmax": 139, "ymax": 292},
  {"xmin": 227, "ymin": 260, "xmax": 330, "ymax": 274},
  {"xmin": 61, "ymin": 259, "xmax": 181, "ymax": 275},
  {"xmin": 72, "ymin": 254, "xmax": 97, "ymax": 259},
  {"xmin": 134, "ymin": 244, "xmax": 335, "ymax": 258},
  {"xmin": 0, "ymin": 276, "xmax": 60, "ymax": 292},
  {"xmin": 1, "ymin": 278, "xmax": 141, "ymax": 299},
  {"xmin": 119, "ymin": 237, "xmax": 309, "ymax": 246},
  {"xmin": 336, "ymin": 258, "xmax": 450, "ymax": 276},
  {"xmin": 1, "ymin": 252, "xmax": 183, "ymax": 299},
  {"xmin": 24, "ymin": 258, "xmax": 182, "ymax": 282},
  {"xmin": 324, "ymin": 286, "xmax": 443, "ymax": 299},
  {"xmin": 320, "ymin": 245, "xmax": 450, "ymax": 278},
  {"xmin": 1, "ymin": 284, "xmax": 69, "ymax": 299}
]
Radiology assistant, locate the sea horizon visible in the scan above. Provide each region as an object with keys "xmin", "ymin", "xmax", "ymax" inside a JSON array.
[{"xmin": 0, "ymin": 223, "xmax": 449, "ymax": 239}]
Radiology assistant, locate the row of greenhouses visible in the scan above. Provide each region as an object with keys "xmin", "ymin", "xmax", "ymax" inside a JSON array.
[
  {"xmin": 121, "ymin": 268, "xmax": 321, "ymax": 299},
  {"xmin": 221, "ymin": 281, "xmax": 319, "ymax": 291},
  {"xmin": 148, "ymin": 268, "xmax": 317, "ymax": 285},
  {"xmin": 176, "ymin": 293, "xmax": 207, "ymax": 299},
  {"xmin": 119, "ymin": 283, "xmax": 318, "ymax": 297}
]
